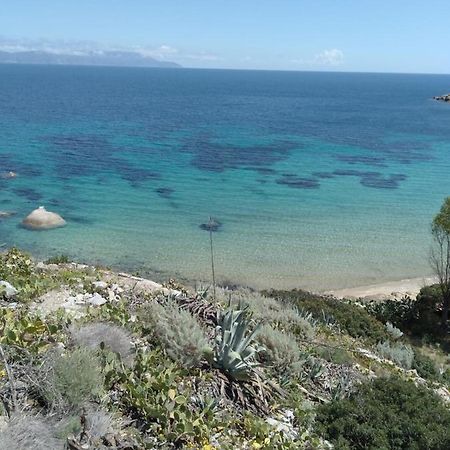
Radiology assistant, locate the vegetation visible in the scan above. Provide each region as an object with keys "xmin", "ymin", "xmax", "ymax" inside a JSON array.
[
  {"xmin": 0, "ymin": 248, "xmax": 449, "ymax": 449},
  {"xmin": 140, "ymin": 299, "xmax": 211, "ymax": 368},
  {"xmin": 265, "ymin": 289, "xmax": 389, "ymax": 343},
  {"xmin": 211, "ymin": 302, "xmax": 262, "ymax": 381},
  {"xmin": 376, "ymin": 341, "xmax": 414, "ymax": 369},
  {"xmin": 431, "ymin": 196, "xmax": 450, "ymax": 330},
  {"xmin": 37, "ymin": 347, "xmax": 104, "ymax": 411},
  {"xmin": 317, "ymin": 377, "xmax": 450, "ymax": 450}
]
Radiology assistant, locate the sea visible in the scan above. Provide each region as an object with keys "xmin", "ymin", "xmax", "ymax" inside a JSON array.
[{"xmin": 1, "ymin": 64, "xmax": 450, "ymax": 290}]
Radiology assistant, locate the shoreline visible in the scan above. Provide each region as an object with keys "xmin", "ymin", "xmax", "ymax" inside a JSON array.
[{"xmin": 324, "ymin": 275, "xmax": 438, "ymax": 300}]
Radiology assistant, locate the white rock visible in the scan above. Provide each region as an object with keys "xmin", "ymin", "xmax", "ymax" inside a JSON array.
[
  {"xmin": 0, "ymin": 280, "xmax": 18, "ymax": 298},
  {"xmin": 92, "ymin": 280, "xmax": 108, "ymax": 289},
  {"xmin": 87, "ymin": 292, "xmax": 107, "ymax": 306},
  {"xmin": 22, "ymin": 206, "xmax": 66, "ymax": 230}
]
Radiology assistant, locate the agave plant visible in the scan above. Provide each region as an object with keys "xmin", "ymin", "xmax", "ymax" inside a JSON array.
[{"xmin": 210, "ymin": 302, "xmax": 263, "ymax": 381}]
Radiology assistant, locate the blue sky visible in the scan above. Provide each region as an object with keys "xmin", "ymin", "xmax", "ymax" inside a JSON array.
[{"xmin": 0, "ymin": 0, "xmax": 449, "ymax": 73}]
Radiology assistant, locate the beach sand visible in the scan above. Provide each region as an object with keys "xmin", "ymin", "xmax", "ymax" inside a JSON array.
[{"xmin": 324, "ymin": 276, "xmax": 438, "ymax": 300}]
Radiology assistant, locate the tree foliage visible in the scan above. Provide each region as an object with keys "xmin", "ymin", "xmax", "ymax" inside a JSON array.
[{"xmin": 431, "ymin": 197, "xmax": 450, "ymax": 329}]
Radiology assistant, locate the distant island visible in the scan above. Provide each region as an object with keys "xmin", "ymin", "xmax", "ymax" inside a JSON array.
[{"xmin": 0, "ymin": 50, "xmax": 181, "ymax": 68}]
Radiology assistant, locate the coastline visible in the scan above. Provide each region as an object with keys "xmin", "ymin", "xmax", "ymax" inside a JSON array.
[{"xmin": 324, "ymin": 275, "xmax": 438, "ymax": 300}]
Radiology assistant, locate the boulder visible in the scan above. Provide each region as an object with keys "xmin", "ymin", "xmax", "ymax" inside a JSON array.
[
  {"xmin": 22, "ymin": 206, "xmax": 66, "ymax": 230},
  {"xmin": 0, "ymin": 280, "xmax": 18, "ymax": 298}
]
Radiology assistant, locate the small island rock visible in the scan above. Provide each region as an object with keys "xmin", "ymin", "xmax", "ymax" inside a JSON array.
[
  {"xmin": 433, "ymin": 93, "xmax": 450, "ymax": 102},
  {"xmin": 22, "ymin": 206, "xmax": 66, "ymax": 230}
]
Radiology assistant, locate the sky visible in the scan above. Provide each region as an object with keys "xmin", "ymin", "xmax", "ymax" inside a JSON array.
[{"xmin": 0, "ymin": 0, "xmax": 449, "ymax": 73}]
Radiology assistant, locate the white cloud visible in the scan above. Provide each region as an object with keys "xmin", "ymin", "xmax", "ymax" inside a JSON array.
[{"xmin": 314, "ymin": 49, "xmax": 344, "ymax": 66}]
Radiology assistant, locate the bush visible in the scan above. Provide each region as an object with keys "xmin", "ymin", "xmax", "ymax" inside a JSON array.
[
  {"xmin": 386, "ymin": 322, "xmax": 403, "ymax": 340},
  {"xmin": 118, "ymin": 349, "xmax": 216, "ymax": 446},
  {"xmin": 376, "ymin": 341, "xmax": 414, "ymax": 369},
  {"xmin": 367, "ymin": 297, "xmax": 417, "ymax": 331},
  {"xmin": 45, "ymin": 254, "xmax": 71, "ymax": 264},
  {"xmin": 256, "ymin": 324, "xmax": 307, "ymax": 377},
  {"xmin": 0, "ymin": 414, "xmax": 63, "ymax": 450},
  {"xmin": 70, "ymin": 322, "xmax": 133, "ymax": 365},
  {"xmin": 316, "ymin": 376, "xmax": 450, "ymax": 450},
  {"xmin": 265, "ymin": 289, "xmax": 388, "ymax": 343},
  {"xmin": 140, "ymin": 300, "xmax": 210, "ymax": 368},
  {"xmin": 38, "ymin": 348, "xmax": 104, "ymax": 411},
  {"xmin": 216, "ymin": 288, "xmax": 315, "ymax": 339},
  {"xmin": 314, "ymin": 346, "xmax": 354, "ymax": 366},
  {"xmin": 412, "ymin": 351, "xmax": 441, "ymax": 381},
  {"xmin": 367, "ymin": 286, "xmax": 445, "ymax": 339}
]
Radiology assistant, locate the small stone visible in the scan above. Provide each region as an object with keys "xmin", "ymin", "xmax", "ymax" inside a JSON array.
[
  {"xmin": 87, "ymin": 292, "xmax": 107, "ymax": 306},
  {"xmin": 0, "ymin": 280, "xmax": 18, "ymax": 298},
  {"xmin": 92, "ymin": 280, "xmax": 108, "ymax": 289}
]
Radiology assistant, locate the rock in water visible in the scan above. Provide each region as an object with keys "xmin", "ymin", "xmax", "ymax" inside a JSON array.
[{"xmin": 22, "ymin": 206, "xmax": 66, "ymax": 230}]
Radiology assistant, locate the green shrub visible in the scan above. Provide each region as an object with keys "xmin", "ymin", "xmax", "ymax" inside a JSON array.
[
  {"xmin": 39, "ymin": 348, "xmax": 104, "ymax": 411},
  {"xmin": 256, "ymin": 324, "xmax": 307, "ymax": 377},
  {"xmin": 314, "ymin": 345, "xmax": 354, "ymax": 366},
  {"xmin": 368, "ymin": 287, "xmax": 444, "ymax": 339},
  {"xmin": 0, "ymin": 247, "xmax": 35, "ymax": 279},
  {"xmin": 45, "ymin": 254, "xmax": 71, "ymax": 264},
  {"xmin": 367, "ymin": 297, "xmax": 417, "ymax": 330},
  {"xmin": 140, "ymin": 300, "xmax": 210, "ymax": 368},
  {"xmin": 316, "ymin": 376, "xmax": 450, "ymax": 450},
  {"xmin": 0, "ymin": 308, "xmax": 63, "ymax": 353},
  {"xmin": 376, "ymin": 341, "xmax": 414, "ymax": 369},
  {"xmin": 265, "ymin": 289, "xmax": 388, "ymax": 343},
  {"xmin": 412, "ymin": 351, "xmax": 441, "ymax": 381},
  {"xmin": 215, "ymin": 288, "xmax": 316, "ymax": 339},
  {"xmin": 0, "ymin": 248, "xmax": 66, "ymax": 301},
  {"xmin": 117, "ymin": 349, "xmax": 216, "ymax": 446}
]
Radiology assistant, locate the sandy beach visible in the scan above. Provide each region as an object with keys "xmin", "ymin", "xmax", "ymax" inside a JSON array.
[{"xmin": 324, "ymin": 275, "xmax": 438, "ymax": 300}]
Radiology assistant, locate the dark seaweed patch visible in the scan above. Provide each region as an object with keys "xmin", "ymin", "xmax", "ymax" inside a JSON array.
[
  {"xmin": 0, "ymin": 153, "xmax": 42, "ymax": 177},
  {"xmin": 43, "ymin": 134, "xmax": 160, "ymax": 187},
  {"xmin": 117, "ymin": 163, "xmax": 160, "ymax": 187},
  {"xmin": 155, "ymin": 187, "xmax": 174, "ymax": 198},
  {"xmin": 333, "ymin": 169, "xmax": 380, "ymax": 177},
  {"xmin": 336, "ymin": 155, "xmax": 387, "ymax": 167},
  {"xmin": 255, "ymin": 167, "xmax": 277, "ymax": 175},
  {"xmin": 360, "ymin": 173, "xmax": 407, "ymax": 189},
  {"xmin": 12, "ymin": 187, "xmax": 42, "ymax": 201},
  {"xmin": 276, "ymin": 174, "xmax": 320, "ymax": 189},
  {"xmin": 312, "ymin": 172, "xmax": 335, "ymax": 179},
  {"xmin": 187, "ymin": 139, "xmax": 299, "ymax": 173},
  {"xmin": 332, "ymin": 169, "xmax": 407, "ymax": 189}
]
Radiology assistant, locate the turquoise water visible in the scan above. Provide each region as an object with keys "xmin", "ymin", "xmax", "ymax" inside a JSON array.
[{"xmin": 1, "ymin": 65, "xmax": 450, "ymax": 290}]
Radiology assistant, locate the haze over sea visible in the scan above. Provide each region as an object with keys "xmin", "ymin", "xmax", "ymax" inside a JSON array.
[{"xmin": 1, "ymin": 64, "xmax": 450, "ymax": 290}]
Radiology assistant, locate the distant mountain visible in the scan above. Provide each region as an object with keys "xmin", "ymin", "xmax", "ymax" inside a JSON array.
[{"xmin": 0, "ymin": 50, "xmax": 181, "ymax": 68}]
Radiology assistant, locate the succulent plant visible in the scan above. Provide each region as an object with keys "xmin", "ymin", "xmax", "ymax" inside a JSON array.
[{"xmin": 210, "ymin": 301, "xmax": 263, "ymax": 381}]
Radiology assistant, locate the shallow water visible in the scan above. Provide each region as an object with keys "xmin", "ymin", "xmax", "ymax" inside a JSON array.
[{"xmin": 1, "ymin": 65, "xmax": 450, "ymax": 290}]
